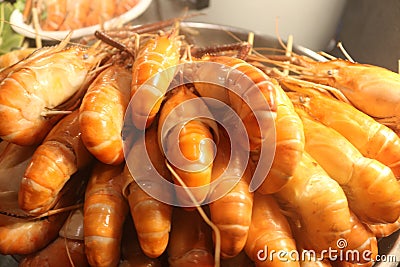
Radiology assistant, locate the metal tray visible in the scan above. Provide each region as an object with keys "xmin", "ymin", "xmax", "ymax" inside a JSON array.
[{"xmin": 0, "ymin": 21, "xmax": 399, "ymax": 267}]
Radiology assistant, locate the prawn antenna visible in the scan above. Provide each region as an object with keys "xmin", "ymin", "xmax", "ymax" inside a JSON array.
[{"xmin": 337, "ymin": 42, "xmax": 355, "ymax": 63}]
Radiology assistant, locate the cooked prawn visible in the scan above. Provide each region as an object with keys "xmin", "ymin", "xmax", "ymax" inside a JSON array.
[
  {"xmin": 287, "ymin": 90, "xmax": 400, "ymax": 179},
  {"xmin": 192, "ymin": 55, "xmax": 277, "ymax": 153},
  {"xmin": 290, "ymin": 58, "xmax": 400, "ymax": 129},
  {"xmin": 0, "ymin": 170, "xmax": 87, "ymax": 255},
  {"xmin": 295, "ymin": 107, "xmax": 400, "ymax": 223},
  {"xmin": 257, "ymin": 80, "xmax": 304, "ymax": 194},
  {"xmin": 208, "ymin": 129, "xmax": 254, "ymax": 258},
  {"xmin": 245, "ymin": 193, "xmax": 299, "ymax": 267},
  {"xmin": 84, "ymin": 162, "xmax": 128, "ymax": 267},
  {"xmin": 0, "ymin": 37, "xmax": 104, "ymax": 145},
  {"xmin": 158, "ymin": 85, "xmax": 217, "ymax": 206},
  {"xmin": 130, "ymin": 28, "xmax": 182, "ymax": 130},
  {"xmin": 121, "ymin": 124, "xmax": 173, "ymax": 258},
  {"xmin": 274, "ymin": 152, "xmax": 352, "ymax": 254},
  {"xmin": 79, "ymin": 64, "xmax": 132, "ymax": 165},
  {"xmin": 19, "ymin": 110, "xmax": 93, "ymax": 215},
  {"xmin": 19, "ymin": 208, "xmax": 88, "ymax": 267}
]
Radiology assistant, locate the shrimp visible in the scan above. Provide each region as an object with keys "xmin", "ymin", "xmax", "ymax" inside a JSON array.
[
  {"xmin": 39, "ymin": 0, "xmax": 67, "ymax": 30},
  {"xmin": 291, "ymin": 58, "xmax": 400, "ymax": 128},
  {"xmin": 295, "ymin": 107, "xmax": 400, "ymax": 223},
  {"xmin": 0, "ymin": 37, "xmax": 104, "ymax": 145},
  {"xmin": 121, "ymin": 124, "xmax": 173, "ymax": 258},
  {"xmin": 85, "ymin": 0, "xmax": 116, "ymax": 27},
  {"xmin": 192, "ymin": 55, "xmax": 277, "ymax": 153},
  {"xmin": 79, "ymin": 64, "xmax": 132, "ymax": 165},
  {"xmin": 158, "ymin": 85, "xmax": 217, "ymax": 206},
  {"xmin": 0, "ymin": 169, "xmax": 87, "ymax": 255},
  {"xmin": 257, "ymin": 81, "xmax": 304, "ymax": 194},
  {"xmin": 273, "ymin": 152, "xmax": 352, "ymax": 254},
  {"xmin": 19, "ymin": 208, "xmax": 89, "ymax": 267},
  {"xmin": 59, "ymin": 0, "xmax": 91, "ymax": 30},
  {"xmin": 130, "ymin": 28, "xmax": 182, "ymax": 130},
  {"xmin": 245, "ymin": 193, "xmax": 299, "ymax": 267},
  {"xmin": 208, "ymin": 129, "xmax": 254, "ymax": 258},
  {"xmin": 18, "ymin": 110, "xmax": 93, "ymax": 215},
  {"xmin": 287, "ymin": 90, "xmax": 400, "ymax": 179},
  {"xmin": 290, "ymin": 207, "xmax": 377, "ymax": 264},
  {"xmin": 119, "ymin": 215, "xmax": 162, "ymax": 267},
  {"xmin": 84, "ymin": 162, "xmax": 128, "ymax": 267},
  {"xmin": 167, "ymin": 208, "xmax": 215, "ymax": 267}
]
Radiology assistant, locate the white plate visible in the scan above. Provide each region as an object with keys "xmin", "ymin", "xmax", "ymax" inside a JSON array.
[{"xmin": 9, "ymin": 0, "xmax": 152, "ymax": 41}]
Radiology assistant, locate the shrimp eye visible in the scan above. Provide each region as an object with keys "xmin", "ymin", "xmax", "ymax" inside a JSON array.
[
  {"xmin": 327, "ymin": 70, "xmax": 334, "ymax": 75},
  {"xmin": 83, "ymin": 53, "xmax": 89, "ymax": 60}
]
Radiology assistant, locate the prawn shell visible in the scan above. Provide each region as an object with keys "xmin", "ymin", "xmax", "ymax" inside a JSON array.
[
  {"xmin": 84, "ymin": 163, "xmax": 128, "ymax": 267},
  {"xmin": 123, "ymin": 125, "xmax": 173, "ymax": 258},
  {"xmin": 130, "ymin": 33, "xmax": 181, "ymax": 130},
  {"xmin": 245, "ymin": 193, "xmax": 299, "ymax": 267},
  {"xmin": 0, "ymin": 43, "xmax": 103, "ymax": 145},
  {"xmin": 304, "ymin": 59, "xmax": 400, "ymax": 119},
  {"xmin": 258, "ymin": 81, "xmax": 304, "ymax": 194},
  {"xmin": 79, "ymin": 65, "xmax": 132, "ymax": 165},
  {"xmin": 208, "ymin": 130, "xmax": 254, "ymax": 258},
  {"xmin": 288, "ymin": 91, "xmax": 400, "ymax": 179},
  {"xmin": 0, "ymin": 169, "xmax": 88, "ymax": 255},
  {"xmin": 18, "ymin": 111, "xmax": 92, "ymax": 215},
  {"xmin": 296, "ymin": 108, "xmax": 400, "ymax": 223}
]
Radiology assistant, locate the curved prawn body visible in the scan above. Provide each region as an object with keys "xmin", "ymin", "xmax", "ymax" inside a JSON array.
[
  {"xmin": 0, "ymin": 213, "xmax": 68, "ymax": 255},
  {"xmin": 258, "ymin": 81, "xmax": 304, "ymax": 194},
  {"xmin": 245, "ymin": 193, "xmax": 299, "ymax": 267},
  {"xmin": 208, "ymin": 130, "xmax": 254, "ymax": 258},
  {"xmin": 84, "ymin": 162, "xmax": 128, "ymax": 267},
  {"xmin": 193, "ymin": 55, "xmax": 277, "ymax": 152},
  {"xmin": 168, "ymin": 208, "xmax": 215, "ymax": 267},
  {"xmin": 288, "ymin": 91, "xmax": 400, "ymax": 179},
  {"xmin": 79, "ymin": 64, "xmax": 132, "ymax": 165},
  {"xmin": 158, "ymin": 85, "xmax": 217, "ymax": 206},
  {"xmin": 121, "ymin": 125, "xmax": 173, "ymax": 258},
  {"xmin": 297, "ymin": 58, "xmax": 400, "ymax": 125},
  {"xmin": 130, "ymin": 30, "xmax": 182, "ymax": 130},
  {"xmin": 19, "ymin": 209, "xmax": 89, "ymax": 267},
  {"xmin": 18, "ymin": 110, "xmax": 93, "ymax": 215},
  {"xmin": 0, "ymin": 40, "xmax": 104, "ymax": 145},
  {"xmin": 296, "ymin": 108, "xmax": 400, "ymax": 223},
  {"xmin": 274, "ymin": 152, "xmax": 353, "ymax": 254},
  {"xmin": 0, "ymin": 170, "xmax": 87, "ymax": 255}
]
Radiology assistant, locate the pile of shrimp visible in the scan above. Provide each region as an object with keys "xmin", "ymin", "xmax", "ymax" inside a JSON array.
[
  {"xmin": 0, "ymin": 17, "xmax": 400, "ymax": 267},
  {"xmin": 23, "ymin": 0, "xmax": 140, "ymax": 31}
]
